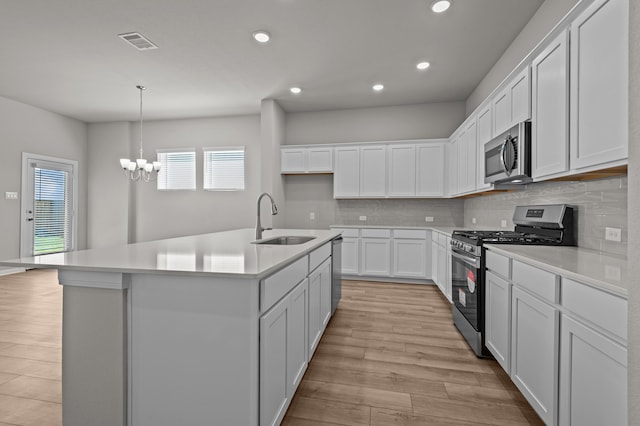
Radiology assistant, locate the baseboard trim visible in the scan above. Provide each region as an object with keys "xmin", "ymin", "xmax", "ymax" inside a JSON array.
[{"xmin": 0, "ymin": 267, "xmax": 27, "ymax": 276}]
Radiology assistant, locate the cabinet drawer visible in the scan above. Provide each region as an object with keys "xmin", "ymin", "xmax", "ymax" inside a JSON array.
[
  {"xmin": 261, "ymin": 256, "xmax": 308, "ymax": 312},
  {"xmin": 512, "ymin": 260, "xmax": 558, "ymax": 303},
  {"xmin": 309, "ymin": 243, "xmax": 331, "ymax": 272},
  {"xmin": 486, "ymin": 250, "xmax": 510, "ymax": 279},
  {"xmin": 334, "ymin": 228, "xmax": 358, "ymax": 238},
  {"xmin": 562, "ymin": 278, "xmax": 627, "ymax": 342},
  {"xmin": 361, "ymin": 228, "xmax": 391, "ymax": 238},
  {"xmin": 393, "ymin": 229, "xmax": 427, "ymax": 239}
]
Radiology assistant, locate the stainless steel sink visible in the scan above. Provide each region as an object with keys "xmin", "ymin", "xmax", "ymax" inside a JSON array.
[{"xmin": 253, "ymin": 236, "xmax": 316, "ymax": 245}]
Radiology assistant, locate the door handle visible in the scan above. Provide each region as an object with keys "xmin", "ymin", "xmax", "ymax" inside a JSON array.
[{"xmin": 27, "ymin": 218, "xmax": 34, "ymax": 221}]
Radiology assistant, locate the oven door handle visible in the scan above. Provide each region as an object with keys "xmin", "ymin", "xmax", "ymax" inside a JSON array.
[{"xmin": 451, "ymin": 250, "xmax": 480, "ymax": 269}]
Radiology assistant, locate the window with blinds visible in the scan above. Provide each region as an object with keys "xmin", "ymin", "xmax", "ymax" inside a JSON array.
[
  {"xmin": 33, "ymin": 165, "xmax": 74, "ymax": 255},
  {"xmin": 157, "ymin": 149, "xmax": 196, "ymax": 191},
  {"xmin": 203, "ymin": 147, "xmax": 245, "ymax": 191}
]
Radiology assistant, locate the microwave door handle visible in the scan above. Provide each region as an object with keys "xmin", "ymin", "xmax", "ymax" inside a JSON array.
[{"xmin": 500, "ymin": 139, "xmax": 510, "ymax": 174}]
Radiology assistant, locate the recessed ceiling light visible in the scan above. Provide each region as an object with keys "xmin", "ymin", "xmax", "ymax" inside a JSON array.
[
  {"xmin": 431, "ymin": 0, "xmax": 451, "ymax": 13},
  {"xmin": 252, "ymin": 30, "xmax": 270, "ymax": 43},
  {"xmin": 417, "ymin": 61, "xmax": 431, "ymax": 70},
  {"xmin": 290, "ymin": 87, "xmax": 302, "ymax": 94},
  {"xmin": 373, "ymin": 84, "xmax": 384, "ymax": 92}
]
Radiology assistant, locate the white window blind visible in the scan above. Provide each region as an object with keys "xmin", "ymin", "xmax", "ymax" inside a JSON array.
[
  {"xmin": 203, "ymin": 147, "xmax": 245, "ymax": 191},
  {"xmin": 33, "ymin": 164, "xmax": 74, "ymax": 255},
  {"xmin": 157, "ymin": 149, "xmax": 196, "ymax": 190}
]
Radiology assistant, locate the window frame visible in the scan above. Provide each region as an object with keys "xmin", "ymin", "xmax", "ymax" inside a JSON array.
[
  {"xmin": 156, "ymin": 148, "xmax": 197, "ymax": 191},
  {"xmin": 202, "ymin": 146, "xmax": 246, "ymax": 192}
]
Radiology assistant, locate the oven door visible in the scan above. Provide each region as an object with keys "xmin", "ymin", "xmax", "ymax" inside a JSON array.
[{"xmin": 451, "ymin": 248, "xmax": 482, "ymax": 330}]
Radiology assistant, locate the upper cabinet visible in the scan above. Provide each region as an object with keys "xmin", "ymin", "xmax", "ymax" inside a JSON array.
[
  {"xmin": 475, "ymin": 104, "xmax": 493, "ymax": 191},
  {"xmin": 359, "ymin": 145, "xmax": 387, "ymax": 197},
  {"xmin": 492, "ymin": 67, "xmax": 531, "ymax": 135},
  {"xmin": 531, "ymin": 30, "xmax": 570, "ymax": 179},
  {"xmin": 388, "ymin": 144, "xmax": 416, "ymax": 197},
  {"xmin": 281, "ymin": 146, "xmax": 333, "ymax": 174},
  {"xmin": 333, "ymin": 146, "xmax": 360, "ymax": 198},
  {"xmin": 570, "ymin": 0, "xmax": 628, "ymax": 170},
  {"xmin": 416, "ymin": 143, "xmax": 445, "ymax": 197}
]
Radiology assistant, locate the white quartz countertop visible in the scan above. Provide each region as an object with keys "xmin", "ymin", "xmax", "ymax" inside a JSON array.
[
  {"xmin": 330, "ymin": 224, "xmax": 459, "ymax": 236},
  {"xmin": 484, "ymin": 244, "xmax": 628, "ymax": 297},
  {"xmin": 0, "ymin": 228, "xmax": 341, "ymax": 279}
]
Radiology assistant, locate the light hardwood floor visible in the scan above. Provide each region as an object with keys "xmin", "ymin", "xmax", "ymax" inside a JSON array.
[{"xmin": 0, "ymin": 271, "xmax": 542, "ymax": 426}]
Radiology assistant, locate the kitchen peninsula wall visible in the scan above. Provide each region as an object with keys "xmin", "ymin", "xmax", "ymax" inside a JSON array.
[{"xmin": 464, "ymin": 176, "xmax": 628, "ymax": 257}]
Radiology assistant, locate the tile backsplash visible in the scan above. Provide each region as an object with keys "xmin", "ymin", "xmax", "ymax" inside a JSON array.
[
  {"xmin": 335, "ymin": 199, "xmax": 465, "ymax": 227},
  {"xmin": 463, "ymin": 176, "xmax": 628, "ymax": 257}
]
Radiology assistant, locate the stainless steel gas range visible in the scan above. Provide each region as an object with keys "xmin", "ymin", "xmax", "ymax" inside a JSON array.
[{"xmin": 450, "ymin": 204, "xmax": 576, "ymax": 357}]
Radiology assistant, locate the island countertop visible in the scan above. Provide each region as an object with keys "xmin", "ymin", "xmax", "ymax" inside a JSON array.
[{"xmin": 0, "ymin": 228, "xmax": 341, "ymax": 279}]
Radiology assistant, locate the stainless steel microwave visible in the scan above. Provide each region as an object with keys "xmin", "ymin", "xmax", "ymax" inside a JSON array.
[{"xmin": 484, "ymin": 121, "xmax": 531, "ymax": 184}]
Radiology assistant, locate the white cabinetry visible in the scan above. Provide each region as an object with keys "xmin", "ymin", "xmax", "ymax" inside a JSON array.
[
  {"xmin": 388, "ymin": 144, "xmax": 416, "ymax": 197},
  {"xmin": 510, "ymin": 285, "xmax": 559, "ymax": 425},
  {"xmin": 334, "ymin": 146, "xmax": 360, "ymax": 198},
  {"xmin": 432, "ymin": 231, "xmax": 451, "ymax": 302},
  {"xmin": 570, "ymin": 0, "xmax": 628, "ymax": 170},
  {"xmin": 493, "ymin": 67, "xmax": 531, "ymax": 135},
  {"xmin": 334, "ymin": 228, "xmax": 359, "ymax": 275},
  {"xmin": 360, "ymin": 145, "xmax": 387, "ymax": 197},
  {"xmin": 391, "ymin": 229, "xmax": 429, "ymax": 279},
  {"xmin": 360, "ymin": 228, "xmax": 391, "ymax": 276},
  {"xmin": 308, "ymin": 258, "xmax": 332, "ymax": 357},
  {"xmin": 475, "ymin": 104, "xmax": 492, "ymax": 191},
  {"xmin": 416, "ymin": 143, "xmax": 445, "ymax": 197},
  {"xmin": 446, "ymin": 137, "xmax": 458, "ymax": 196},
  {"xmin": 531, "ymin": 30, "xmax": 570, "ymax": 179},
  {"xmin": 458, "ymin": 120, "xmax": 477, "ymax": 194},
  {"xmin": 485, "ymin": 270, "xmax": 511, "ymax": 373},
  {"xmin": 260, "ymin": 278, "xmax": 308, "ymax": 426},
  {"xmin": 281, "ymin": 146, "xmax": 333, "ymax": 174}
]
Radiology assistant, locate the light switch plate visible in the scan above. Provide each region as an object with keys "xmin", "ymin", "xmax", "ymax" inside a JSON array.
[
  {"xmin": 501, "ymin": 219, "xmax": 507, "ymax": 228},
  {"xmin": 5, "ymin": 192, "xmax": 18, "ymax": 200},
  {"xmin": 425, "ymin": 216, "xmax": 434, "ymax": 222},
  {"xmin": 359, "ymin": 216, "xmax": 367, "ymax": 221},
  {"xmin": 309, "ymin": 212, "xmax": 315, "ymax": 220},
  {"xmin": 605, "ymin": 227, "xmax": 622, "ymax": 242},
  {"xmin": 472, "ymin": 218, "xmax": 477, "ymax": 224}
]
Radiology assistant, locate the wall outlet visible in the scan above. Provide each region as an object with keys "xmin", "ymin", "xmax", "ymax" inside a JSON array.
[
  {"xmin": 5, "ymin": 192, "xmax": 18, "ymax": 200},
  {"xmin": 425, "ymin": 216, "xmax": 434, "ymax": 222},
  {"xmin": 501, "ymin": 219, "xmax": 507, "ymax": 228},
  {"xmin": 605, "ymin": 265, "xmax": 621, "ymax": 281},
  {"xmin": 309, "ymin": 212, "xmax": 315, "ymax": 220},
  {"xmin": 359, "ymin": 215, "xmax": 367, "ymax": 221},
  {"xmin": 605, "ymin": 227, "xmax": 622, "ymax": 242},
  {"xmin": 472, "ymin": 217, "xmax": 477, "ymax": 224}
]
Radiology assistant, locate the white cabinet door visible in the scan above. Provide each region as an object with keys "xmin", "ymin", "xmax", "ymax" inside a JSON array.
[
  {"xmin": 361, "ymin": 238, "xmax": 391, "ymax": 276},
  {"xmin": 531, "ymin": 30, "xmax": 569, "ymax": 179},
  {"xmin": 308, "ymin": 269, "xmax": 322, "ymax": 356},
  {"xmin": 436, "ymin": 241, "xmax": 447, "ymax": 299},
  {"xmin": 319, "ymin": 259, "xmax": 332, "ymax": 328},
  {"xmin": 341, "ymin": 237, "xmax": 359, "ymax": 275},
  {"xmin": 307, "ymin": 147, "xmax": 333, "ymax": 173},
  {"xmin": 463, "ymin": 120, "xmax": 477, "ymax": 193},
  {"xmin": 476, "ymin": 104, "xmax": 492, "ymax": 191},
  {"xmin": 333, "ymin": 146, "xmax": 360, "ymax": 198},
  {"xmin": 392, "ymin": 238, "xmax": 427, "ymax": 278},
  {"xmin": 281, "ymin": 148, "xmax": 306, "ymax": 173},
  {"xmin": 388, "ymin": 144, "xmax": 416, "ymax": 197},
  {"xmin": 260, "ymin": 294, "xmax": 290, "ymax": 426},
  {"xmin": 360, "ymin": 145, "xmax": 387, "ymax": 197},
  {"xmin": 485, "ymin": 271, "xmax": 511, "ymax": 374},
  {"xmin": 446, "ymin": 138, "xmax": 458, "ymax": 197},
  {"xmin": 570, "ymin": 0, "xmax": 628, "ymax": 170},
  {"xmin": 416, "ymin": 143, "xmax": 445, "ymax": 197},
  {"xmin": 431, "ymin": 239, "xmax": 438, "ymax": 283},
  {"xmin": 456, "ymin": 133, "xmax": 468, "ymax": 195},
  {"xmin": 287, "ymin": 279, "xmax": 308, "ymax": 395},
  {"xmin": 493, "ymin": 68, "xmax": 531, "ymax": 135},
  {"xmin": 559, "ymin": 315, "xmax": 627, "ymax": 426},
  {"xmin": 511, "ymin": 286, "xmax": 558, "ymax": 425},
  {"xmin": 444, "ymin": 236, "xmax": 452, "ymax": 302}
]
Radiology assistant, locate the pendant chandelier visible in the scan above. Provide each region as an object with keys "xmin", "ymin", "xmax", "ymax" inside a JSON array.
[{"xmin": 119, "ymin": 85, "xmax": 161, "ymax": 181}]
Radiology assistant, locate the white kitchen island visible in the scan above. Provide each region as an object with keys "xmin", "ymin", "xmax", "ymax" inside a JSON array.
[{"xmin": 0, "ymin": 228, "xmax": 341, "ymax": 426}]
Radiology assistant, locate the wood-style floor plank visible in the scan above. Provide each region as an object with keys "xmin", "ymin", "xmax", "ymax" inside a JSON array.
[{"xmin": 283, "ymin": 280, "xmax": 542, "ymax": 425}]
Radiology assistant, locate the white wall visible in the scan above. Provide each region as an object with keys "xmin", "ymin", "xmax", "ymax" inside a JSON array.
[
  {"xmin": 285, "ymin": 102, "xmax": 465, "ymax": 145},
  {"xmin": 130, "ymin": 115, "xmax": 261, "ymax": 242},
  {"xmin": 628, "ymin": 0, "xmax": 639, "ymax": 422},
  {"xmin": 466, "ymin": 0, "xmax": 578, "ymax": 115},
  {"xmin": 0, "ymin": 95, "xmax": 87, "ymax": 261},
  {"xmin": 261, "ymin": 100, "xmax": 286, "ymax": 229},
  {"xmin": 87, "ymin": 122, "xmax": 131, "ymax": 248}
]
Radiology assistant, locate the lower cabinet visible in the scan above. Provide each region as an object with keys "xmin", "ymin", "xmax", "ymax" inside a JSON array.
[
  {"xmin": 510, "ymin": 286, "xmax": 559, "ymax": 425},
  {"xmin": 308, "ymin": 258, "xmax": 332, "ymax": 357},
  {"xmin": 260, "ymin": 278, "xmax": 309, "ymax": 426},
  {"xmin": 392, "ymin": 230, "xmax": 429, "ymax": 279},
  {"xmin": 432, "ymin": 232, "xmax": 451, "ymax": 302},
  {"xmin": 360, "ymin": 229, "xmax": 391, "ymax": 276},
  {"xmin": 559, "ymin": 315, "xmax": 627, "ymax": 426},
  {"xmin": 484, "ymin": 271, "xmax": 511, "ymax": 373}
]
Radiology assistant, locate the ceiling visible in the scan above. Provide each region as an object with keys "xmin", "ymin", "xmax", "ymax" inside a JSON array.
[{"xmin": 0, "ymin": 0, "xmax": 544, "ymax": 123}]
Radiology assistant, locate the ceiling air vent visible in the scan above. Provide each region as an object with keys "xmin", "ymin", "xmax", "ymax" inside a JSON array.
[{"xmin": 118, "ymin": 32, "xmax": 158, "ymax": 50}]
